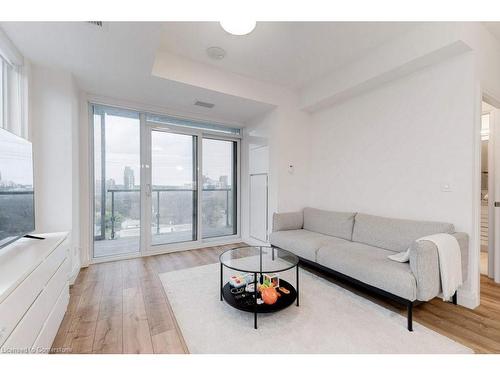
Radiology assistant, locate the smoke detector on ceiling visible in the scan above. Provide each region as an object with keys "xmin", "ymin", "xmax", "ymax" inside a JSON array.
[
  {"xmin": 206, "ymin": 46, "xmax": 226, "ymax": 60},
  {"xmin": 194, "ymin": 100, "xmax": 215, "ymax": 109}
]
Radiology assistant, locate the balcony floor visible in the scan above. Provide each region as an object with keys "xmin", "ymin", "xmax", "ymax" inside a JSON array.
[{"xmin": 93, "ymin": 226, "xmax": 235, "ymax": 258}]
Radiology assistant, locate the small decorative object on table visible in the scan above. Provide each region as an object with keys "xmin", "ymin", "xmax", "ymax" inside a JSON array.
[
  {"xmin": 229, "ymin": 273, "xmax": 253, "ymax": 288},
  {"xmin": 245, "ymin": 283, "xmax": 255, "ymax": 293},
  {"xmin": 263, "ymin": 273, "xmax": 280, "ymax": 288},
  {"xmin": 260, "ymin": 284, "xmax": 279, "ymax": 305},
  {"xmin": 279, "ymin": 286, "xmax": 290, "ymax": 295},
  {"xmin": 259, "ymin": 276, "xmax": 281, "ymax": 305}
]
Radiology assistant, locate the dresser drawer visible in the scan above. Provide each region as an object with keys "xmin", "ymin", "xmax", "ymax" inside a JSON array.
[
  {"xmin": 32, "ymin": 284, "xmax": 69, "ymax": 353},
  {"xmin": 2, "ymin": 258, "xmax": 70, "ymax": 350},
  {"xmin": 0, "ymin": 242, "xmax": 68, "ymax": 347}
]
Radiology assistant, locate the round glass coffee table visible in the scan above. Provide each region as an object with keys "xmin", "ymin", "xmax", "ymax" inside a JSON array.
[{"xmin": 219, "ymin": 246, "xmax": 299, "ymax": 329}]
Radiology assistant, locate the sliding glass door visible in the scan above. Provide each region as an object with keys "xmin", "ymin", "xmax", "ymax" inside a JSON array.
[
  {"xmin": 202, "ymin": 138, "xmax": 237, "ymax": 238},
  {"xmin": 91, "ymin": 104, "xmax": 239, "ymax": 260},
  {"xmin": 149, "ymin": 129, "xmax": 198, "ymax": 246},
  {"xmin": 92, "ymin": 106, "xmax": 141, "ymax": 258}
]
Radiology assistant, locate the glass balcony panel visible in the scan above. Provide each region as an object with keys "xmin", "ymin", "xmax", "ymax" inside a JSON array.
[{"xmin": 151, "ymin": 190, "xmax": 195, "ymax": 245}]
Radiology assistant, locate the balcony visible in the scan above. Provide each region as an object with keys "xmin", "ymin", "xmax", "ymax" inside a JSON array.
[{"xmin": 93, "ymin": 187, "xmax": 235, "ymax": 258}]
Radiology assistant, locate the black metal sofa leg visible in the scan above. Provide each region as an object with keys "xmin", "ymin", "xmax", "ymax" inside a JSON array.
[
  {"xmin": 452, "ymin": 291, "xmax": 457, "ymax": 305},
  {"xmin": 407, "ymin": 301, "xmax": 413, "ymax": 332}
]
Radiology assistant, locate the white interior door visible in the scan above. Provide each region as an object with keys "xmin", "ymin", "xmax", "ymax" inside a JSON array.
[{"xmin": 490, "ymin": 109, "xmax": 500, "ymax": 282}]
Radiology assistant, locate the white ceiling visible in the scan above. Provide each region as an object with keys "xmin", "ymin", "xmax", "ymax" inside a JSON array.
[
  {"xmin": 1, "ymin": 22, "xmax": 422, "ymax": 124},
  {"xmin": 159, "ymin": 22, "xmax": 420, "ymax": 89},
  {"xmin": 483, "ymin": 22, "xmax": 500, "ymax": 44},
  {"xmin": 1, "ymin": 22, "xmax": 274, "ymax": 125}
]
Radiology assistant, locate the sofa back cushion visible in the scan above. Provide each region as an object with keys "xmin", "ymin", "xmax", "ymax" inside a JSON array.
[
  {"xmin": 303, "ymin": 207, "xmax": 356, "ymax": 240},
  {"xmin": 352, "ymin": 213, "xmax": 455, "ymax": 252},
  {"xmin": 272, "ymin": 211, "xmax": 304, "ymax": 232}
]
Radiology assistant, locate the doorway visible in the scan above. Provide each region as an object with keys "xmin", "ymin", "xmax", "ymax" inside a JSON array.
[
  {"xmin": 479, "ymin": 98, "xmax": 500, "ymax": 282},
  {"xmin": 480, "ymin": 102, "xmax": 492, "ymax": 275},
  {"xmin": 481, "ymin": 100, "xmax": 499, "ymax": 278}
]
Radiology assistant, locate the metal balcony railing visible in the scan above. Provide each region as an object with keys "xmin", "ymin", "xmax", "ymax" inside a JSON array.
[
  {"xmin": 0, "ymin": 191, "xmax": 34, "ymax": 195},
  {"xmin": 98, "ymin": 187, "xmax": 233, "ymax": 240}
]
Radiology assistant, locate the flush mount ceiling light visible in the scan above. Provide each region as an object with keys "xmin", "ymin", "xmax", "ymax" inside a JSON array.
[{"xmin": 220, "ymin": 20, "xmax": 256, "ymax": 36}]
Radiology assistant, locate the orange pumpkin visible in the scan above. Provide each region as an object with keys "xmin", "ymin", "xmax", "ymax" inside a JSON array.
[{"xmin": 261, "ymin": 287, "xmax": 279, "ymax": 305}]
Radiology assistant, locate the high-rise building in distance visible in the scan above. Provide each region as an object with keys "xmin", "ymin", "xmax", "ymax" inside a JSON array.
[{"xmin": 124, "ymin": 166, "xmax": 135, "ymax": 189}]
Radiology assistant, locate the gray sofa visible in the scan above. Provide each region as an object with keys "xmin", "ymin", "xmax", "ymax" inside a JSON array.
[{"xmin": 270, "ymin": 207, "xmax": 469, "ymax": 331}]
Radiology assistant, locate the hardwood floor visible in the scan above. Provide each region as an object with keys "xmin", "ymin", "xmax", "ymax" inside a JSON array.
[
  {"xmin": 52, "ymin": 243, "xmax": 244, "ymax": 354},
  {"xmin": 52, "ymin": 243, "xmax": 500, "ymax": 354}
]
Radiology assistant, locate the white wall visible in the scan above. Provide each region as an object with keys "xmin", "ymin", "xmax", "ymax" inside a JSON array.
[
  {"xmin": 241, "ymin": 104, "xmax": 311, "ymax": 242},
  {"xmin": 308, "ymin": 53, "xmax": 477, "ymax": 306},
  {"xmin": 239, "ymin": 23, "xmax": 500, "ymax": 308},
  {"xmin": 465, "ymin": 24, "xmax": 500, "ymax": 105},
  {"xmin": 30, "ymin": 63, "xmax": 80, "ymax": 280},
  {"xmin": 300, "ymin": 23, "xmax": 473, "ymax": 112}
]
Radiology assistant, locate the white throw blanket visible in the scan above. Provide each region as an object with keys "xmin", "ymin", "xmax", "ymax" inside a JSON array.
[
  {"xmin": 418, "ymin": 233, "xmax": 463, "ymax": 300},
  {"xmin": 389, "ymin": 233, "xmax": 462, "ymax": 301}
]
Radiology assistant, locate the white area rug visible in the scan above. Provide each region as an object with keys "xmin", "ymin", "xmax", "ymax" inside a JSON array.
[{"xmin": 159, "ymin": 263, "xmax": 473, "ymax": 354}]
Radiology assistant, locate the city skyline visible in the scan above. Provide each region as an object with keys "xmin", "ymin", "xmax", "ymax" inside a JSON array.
[
  {"xmin": 97, "ymin": 116, "xmax": 234, "ymax": 187},
  {"xmin": 96, "ymin": 165, "xmax": 231, "ymax": 190}
]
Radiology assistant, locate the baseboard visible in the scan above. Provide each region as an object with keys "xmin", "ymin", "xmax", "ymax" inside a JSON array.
[
  {"xmin": 68, "ymin": 262, "xmax": 81, "ymax": 285},
  {"xmin": 90, "ymin": 237, "xmax": 245, "ymax": 264},
  {"xmin": 457, "ymin": 289, "xmax": 479, "ymax": 309},
  {"xmin": 242, "ymin": 236, "xmax": 269, "ymax": 246}
]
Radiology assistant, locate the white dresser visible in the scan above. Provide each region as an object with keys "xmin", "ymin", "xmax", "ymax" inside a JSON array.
[{"xmin": 0, "ymin": 232, "xmax": 70, "ymax": 354}]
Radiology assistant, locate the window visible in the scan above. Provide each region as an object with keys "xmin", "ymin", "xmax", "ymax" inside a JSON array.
[
  {"xmin": 0, "ymin": 56, "xmax": 24, "ymax": 137},
  {"xmin": 147, "ymin": 113, "xmax": 241, "ymax": 136},
  {"xmin": 92, "ymin": 105, "xmax": 141, "ymax": 258},
  {"xmin": 0, "ymin": 57, "xmax": 7, "ymax": 129},
  {"xmin": 151, "ymin": 130, "xmax": 198, "ymax": 245},
  {"xmin": 202, "ymin": 138, "xmax": 237, "ymax": 238},
  {"xmin": 91, "ymin": 103, "xmax": 240, "ymax": 259},
  {"xmin": 0, "ymin": 59, "xmax": 3, "ymax": 126}
]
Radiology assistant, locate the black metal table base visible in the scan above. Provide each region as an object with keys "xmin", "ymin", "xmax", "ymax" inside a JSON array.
[
  {"xmin": 219, "ymin": 245, "xmax": 300, "ymax": 329},
  {"xmin": 220, "ymin": 266, "xmax": 299, "ymax": 329}
]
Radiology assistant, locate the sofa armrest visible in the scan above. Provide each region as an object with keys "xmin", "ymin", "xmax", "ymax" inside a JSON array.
[
  {"xmin": 272, "ymin": 211, "xmax": 304, "ymax": 232},
  {"xmin": 409, "ymin": 232, "xmax": 469, "ymax": 301}
]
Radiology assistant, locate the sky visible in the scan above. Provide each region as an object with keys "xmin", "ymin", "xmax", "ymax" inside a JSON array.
[{"xmin": 97, "ymin": 114, "xmax": 234, "ymax": 187}]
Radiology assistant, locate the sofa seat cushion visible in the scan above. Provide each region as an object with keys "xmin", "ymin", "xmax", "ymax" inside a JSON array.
[
  {"xmin": 317, "ymin": 242, "xmax": 417, "ymax": 301},
  {"xmin": 269, "ymin": 229, "xmax": 347, "ymax": 262},
  {"xmin": 303, "ymin": 207, "xmax": 356, "ymax": 240},
  {"xmin": 352, "ymin": 213, "xmax": 455, "ymax": 252}
]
